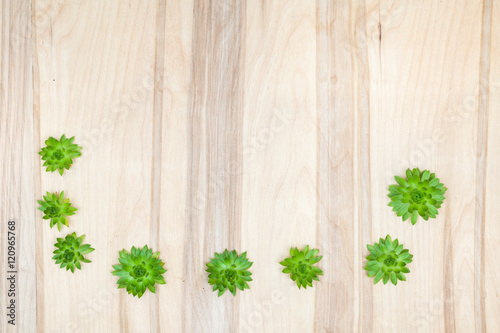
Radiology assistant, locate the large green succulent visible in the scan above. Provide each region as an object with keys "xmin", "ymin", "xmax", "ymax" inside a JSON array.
[
  {"xmin": 388, "ymin": 168, "xmax": 447, "ymax": 224},
  {"xmin": 39, "ymin": 134, "xmax": 82, "ymax": 175},
  {"xmin": 37, "ymin": 191, "xmax": 77, "ymax": 231},
  {"xmin": 52, "ymin": 233, "xmax": 94, "ymax": 273},
  {"xmin": 206, "ymin": 249, "xmax": 253, "ymax": 297},
  {"xmin": 280, "ymin": 245, "xmax": 323, "ymax": 289},
  {"xmin": 365, "ymin": 235, "xmax": 412, "ymax": 285},
  {"xmin": 112, "ymin": 245, "xmax": 166, "ymax": 298}
]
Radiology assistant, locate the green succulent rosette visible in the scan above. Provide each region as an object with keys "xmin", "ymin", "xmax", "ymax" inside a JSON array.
[
  {"xmin": 52, "ymin": 232, "xmax": 94, "ymax": 273},
  {"xmin": 39, "ymin": 134, "xmax": 82, "ymax": 175},
  {"xmin": 388, "ymin": 168, "xmax": 447, "ymax": 224},
  {"xmin": 111, "ymin": 245, "xmax": 166, "ymax": 298},
  {"xmin": 365, "ymin": 235, "xmax": 412, "ymax": 285},
  {"xmin": 37, "ymin": 191, "xmax": 77, "ymax": 231},
  {"xmin": 280, "ymin": 245, "xmax": 323, "ymax": 289},
  {"xmin": 206, "ymin": 249, "xmax": 253, "ymax": 297}
]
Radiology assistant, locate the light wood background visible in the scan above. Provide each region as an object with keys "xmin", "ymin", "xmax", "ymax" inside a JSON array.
[{"xmin": 1, "ymin": 0, "xmax": 499, "ymax": 332}]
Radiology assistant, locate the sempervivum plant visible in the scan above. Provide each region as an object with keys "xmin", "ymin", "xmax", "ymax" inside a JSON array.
[
  {"xmin": 388, "ymin": 168, "xmax": 447, "ymax": 224},
  {"xmin": 280, "ymin": 245, "xmax": 323, "ymax": 289},
  {"xmin": 112, "ymin": 245, "xmax": 166, "ymax": 298},
  {"xmin": 365, "ymin": 235, "xmax": 412, "ymax": 285},
  {"xmin": 206, "ymin": 249, "xmax": 253, "ymax": 297},
  {"xmin": 37, "ymin": 191, "xmax": 77, "ymax": 231},
  {"xmin": 39, "ymin": 134, "xmax": 82, "ymax": 175},
  {"xmin": 53, "ymin": 233, "xmax": 94, "ymax": 273}
]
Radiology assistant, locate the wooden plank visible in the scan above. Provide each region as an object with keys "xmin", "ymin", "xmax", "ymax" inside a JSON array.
[
  {"xmin": 31, "ymin": 0, "xmax": 158, "ymax": 331},
  {"xmin": 0, "ymin": 0, "xmax": 36, "ymax": 332},
  {"xmin": 241, "ymin": 1, "xmax": 317, "ymax": 332},
  {"xmin": 365, "ymin": 1, "xmax": 483, "ymax": 332},
  {"xmin": 484, "ymin": 0, "xmax": 500, "ymax": 331},
  {"xmin": 476, "ymin": 0, "xmax": 493, "ymax": 332},
  {"xmin": 315, "ymin": 0, "xmax": 364, "ymax": 331},
  {"xmin": 157, "ymin": 0, "xmax": 193, "ymax": 331},
  {"xmin": 181, "ymin": 1, "xmax": 245, "ymax": 332}
]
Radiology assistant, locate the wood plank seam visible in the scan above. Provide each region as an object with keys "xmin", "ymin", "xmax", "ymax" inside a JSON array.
[
  {"xmin": 149, "ymin": 0, "xmax": 167, "ymax": 332},
  {"xmin": 355, "ymin": 0, "xmax": 374, "ymax": 332},
  {"xmin": 476, "ymin": 0, "xmax": 492, "ymax": 332}
]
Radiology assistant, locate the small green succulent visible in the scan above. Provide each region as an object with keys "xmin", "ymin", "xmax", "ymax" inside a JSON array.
[
  {"xmin": 388, "ymin": 168, "xmax": 447, "ymax": 224},
  {"xmin": 52, "ymin": 233, "xmax": 94, "ymax": 273},
  {"xmin": 365, "ymin": 235, "xmax": 412, "ymax": 285},
  {"xmin": 206, "ymin": 249, "xmax": 253, "ymax": 296},
  {"xmin": 280, "ymin": 245, "xmax": 323, "ymax": 289},
  {"xmin": 37, "ymin": 191, "xmax": 77, "ymax": 231},
  {"xmin": 39, "ymin": 134, "xmax": 82, "ymax": 175},
  {"xmin": 112, "ymin": 245, "xmax": 166, "ymax": 298}
]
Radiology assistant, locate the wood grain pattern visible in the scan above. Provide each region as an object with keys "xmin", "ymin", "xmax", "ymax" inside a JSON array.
[
  {"xmin": 316, "ymin": 0, "xmax": 364, "ymax": 331},
  {"xmin": 1, "ymin": 0, "xmax": 499, "ymax": 332},
  {"xmin": 1, "ymin": 1, "xmax": 36, "ymax": 332},
  {"xmin": 183, "ymin": 1, "xmax": 244, "ymax": 331},
  {"xmin": 484, "ymin": 1, "xmax": 500, "ymax": 332}
]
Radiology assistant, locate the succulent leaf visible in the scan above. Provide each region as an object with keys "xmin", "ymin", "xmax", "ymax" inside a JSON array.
[
  {"xmin": 37, "ymin": 191, "xmax": 77, "ymax": 231},
  {"xmin": 39, "ymin": 134, "xmax": 82, "ymax": 175},
  {"xmin": 280, "ymin": 246, "xmax": 323, "ymax": 289},
  {"xmin": 206, "ymin": 249, "xmax": 253, "ymax": 297},
  {"xmin": 52, "ymin": 232, "xmax": 94, "ymax": 273},
  {"xmin": 388, "ymin": 168, "xmax": 447, "ymax": 224},
  {"xmin": 111, "ymin": 245, "xmax": 166, "ymax": 298},
  {"xmin": 364, "ymin": 235, "xmax": 412, "ymax": 285}
]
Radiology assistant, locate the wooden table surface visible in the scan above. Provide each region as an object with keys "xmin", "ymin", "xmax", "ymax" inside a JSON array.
[{"xmin": 1, "ymin": 0, "xmax": 499, "ymax": 332}]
